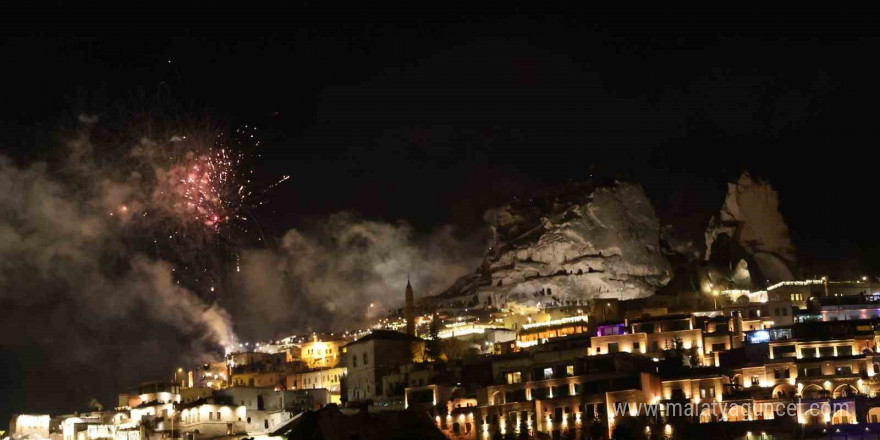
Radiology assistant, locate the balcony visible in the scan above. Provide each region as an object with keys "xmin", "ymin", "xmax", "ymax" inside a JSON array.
[{"xmin": 722, "ymin": 384, "xmax": 773, "ymax": 401}]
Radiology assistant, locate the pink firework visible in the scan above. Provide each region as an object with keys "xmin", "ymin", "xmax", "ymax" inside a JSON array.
[
  {"xmin": 155, "ymin": 126, "xmax": 289, "ymax": 236},
  {"xmin": 177, "ymin": 147, "xmax": 246, "ymax": 229}
]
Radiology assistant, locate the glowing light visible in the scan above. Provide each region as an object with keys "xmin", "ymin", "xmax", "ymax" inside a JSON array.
[{"xmin": 521, "ymin": 315, "xmax": 588, "ymax": 330}]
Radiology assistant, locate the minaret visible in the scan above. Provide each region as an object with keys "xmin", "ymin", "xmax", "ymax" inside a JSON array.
[{"xmin": 405, "ymin": 277, "xmax": 416, "ymax": 337}]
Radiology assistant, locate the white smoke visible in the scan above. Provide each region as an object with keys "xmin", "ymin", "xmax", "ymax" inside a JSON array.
[
  {"xmin": 231, "ymin": 212, "xmax": 483, "ymax": 337},
  {"xmin": 0, "ymin": 119, "xmax": 239, "ymax": 411},
  {"xmin": 0, "ymin": 114, "xmax": 485, "ymax": 411}
]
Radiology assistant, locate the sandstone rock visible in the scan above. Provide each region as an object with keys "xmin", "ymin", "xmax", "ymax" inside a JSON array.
[
  {"xmin": 433, "ymin": 181, "xmax": 672, "ymax": 308},
  {"xmin": 705, "ymin": 171, "xmax": 796, "ymax": 284}
]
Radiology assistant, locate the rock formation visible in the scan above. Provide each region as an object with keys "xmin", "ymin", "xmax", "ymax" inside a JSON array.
[
  {"xmin": 705, "ymin": 171, "xmax": 796, "ymax": 285},
  {"xmin": 432, "ymin": 181, "xmax": 672, "ymax": 309}
]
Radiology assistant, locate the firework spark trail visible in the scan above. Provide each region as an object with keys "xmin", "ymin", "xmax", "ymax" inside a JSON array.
[
  {"xmin": 0, "ymin": 115, "xmax": 271, "ymax": 374},
  {"xmin": 108, "ymin": 124, "xmax": 290, "ymax": 300},
  {"xmin": 151, "ymin": 125, "xmax": 287, "ymax": 233}
]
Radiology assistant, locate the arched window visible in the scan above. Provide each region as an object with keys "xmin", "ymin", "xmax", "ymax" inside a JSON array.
[
  {"xmin": 833, "ymin": 384, "xmax": 858, "ymax": 399},
  {"xmin": 832, "ymin": 409, "xmax": 851, "ymax": 425},
  {"xmin": 804, "ymin": 408, "xmax": 822, "ymax": 425},
  {"xmin": 727, "ymin": 405, "xmax": 747, "ymax": 422},
  {"xmin": 802, "ymin": 384, "xmax": 825, "ymax": 399}
]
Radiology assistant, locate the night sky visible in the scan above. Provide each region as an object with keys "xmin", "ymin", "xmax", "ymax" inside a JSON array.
[{"xmin": 3, "ymin": 3, "xmax": 880, "ymax": 426}]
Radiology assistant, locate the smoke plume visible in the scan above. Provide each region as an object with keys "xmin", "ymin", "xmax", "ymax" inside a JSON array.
[
  {"xmin": 0, "ymin": 117, "xmax": 237, "ymax": 414},
  {"xmin": 230, "ymin": 212, "xmax": 483, "ymax": 338},
  {"xmin": 0, "ymin": 114, "xmax": 485, "ymax": 416}
]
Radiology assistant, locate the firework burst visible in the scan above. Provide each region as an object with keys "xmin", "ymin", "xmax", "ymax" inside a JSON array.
[
  {"xmin": 107, "ymin": 122, "xmax": 289, "ymax": 295},
  {"xmin": 176, "ymin": 141, "xmax": 247, "ymax": 229},
  {"xmin": 155, "ymin": 125, "xmax": 288, "ymax": 235}
]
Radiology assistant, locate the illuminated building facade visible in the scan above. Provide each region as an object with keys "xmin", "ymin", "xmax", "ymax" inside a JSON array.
[
  {"xmin": 797, "ymin": 295, "xmax": 880, "ymax": 323},
  {"xmin": 435, "ymin": 353, "xmax": 661, "ymax": 439},
  {"xmin": 299, "ymin": 338, "xmax": 344, "ymax": 369},
  {"xmin": 217, "ymin": 388, "xmax": 303, "ymax": 434},
  {"xmin": 342, "ymin": 330, "xmax": 425, "ymax": 402},
  {"xmin": 516, "ymin": 315, "xmax": 589, "ymax": 348},
  {"xmin": 590, "ymin": 314, "xmax": 707, "ymax": 365},
  {"xmin": 178, "ymin": 402, "xmax": 247, "ymax": 438},
  {"xmin": 230, "ymin": 370, "xmax": 287, "ymax": 388},
  {"xmin": 196, "ymin": 361, "xmax": 229, "ymax": 390},
  {"xmin": 9, "ymin": 414, "xmax": 50, "ymax": 440},
  {"xmin": 722, "ymin": 300, "xmax": 794, "ymax": 330},
  {"xmin": 286, "ymin": 367, "xmax": 346, "ymax": 403}
]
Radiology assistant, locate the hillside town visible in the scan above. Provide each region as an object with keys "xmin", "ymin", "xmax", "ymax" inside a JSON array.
[
  {"xmin": 9, "ymin": 276, "xmax": 880, "ymax": 440},
  {"xmin": 6, "ymin": 4, "xmax": 880, "ymax": 440},
  {"xmin": 6, "ymin": 173, "xmax": 879, "ymax": 440}
]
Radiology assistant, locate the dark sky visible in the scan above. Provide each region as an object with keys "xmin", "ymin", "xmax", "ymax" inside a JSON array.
[{"xmin": 3, "ymin": 2, "xmax": 880, "ymax": 426}]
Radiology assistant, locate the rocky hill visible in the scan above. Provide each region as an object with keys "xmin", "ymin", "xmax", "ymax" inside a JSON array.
[
  {"xmin": 431, "ymin": 181, "xmax": 672, "ymax": 309},
  {"xmin": 705, "ymin": 171, "xmax": 797, "ymax": 285}
]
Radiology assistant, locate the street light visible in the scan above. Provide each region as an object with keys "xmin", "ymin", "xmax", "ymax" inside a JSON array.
[{"xmin": 713, "ymin": 290, "xmax": 719, "ymax": 310}]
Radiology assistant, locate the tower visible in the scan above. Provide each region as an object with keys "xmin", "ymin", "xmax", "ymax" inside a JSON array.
[{"xmin": 405, "ymin": 278, "xmax": 415, "ymax": 337}]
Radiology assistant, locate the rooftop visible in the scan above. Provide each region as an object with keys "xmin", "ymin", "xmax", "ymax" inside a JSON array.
[
  {"xmin": 629, "ymin": 313, "xmax": 692, "ymax": 325},
  {"xmin": 343, "ymin": 330, "xmax": 423, "ymax": 347}
]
